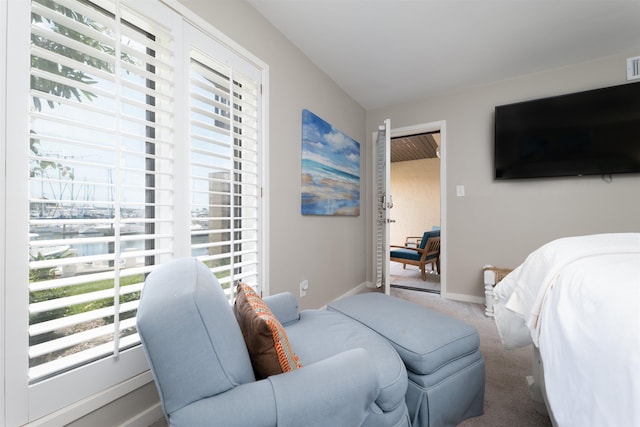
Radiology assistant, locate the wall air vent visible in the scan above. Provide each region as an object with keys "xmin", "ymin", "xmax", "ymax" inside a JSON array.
[{"xmin": 627, "ymin": 56, "xmax": 640, "ymax": 81}]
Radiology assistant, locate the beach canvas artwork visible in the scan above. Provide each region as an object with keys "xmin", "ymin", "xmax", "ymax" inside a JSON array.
[{"xmin": 301, "ymin": 109, "xmax": 360, "ymax": 216}]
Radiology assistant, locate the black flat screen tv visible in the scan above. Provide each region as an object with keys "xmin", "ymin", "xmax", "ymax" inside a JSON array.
[{"xmin": 494, "ymin": 82, "xmax": 640, "ymax": 179}]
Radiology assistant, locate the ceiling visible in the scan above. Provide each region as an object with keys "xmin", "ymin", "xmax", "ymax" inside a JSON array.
[
  {"xmin": 247, "ymin": 1, "xmax": 640, "ymax": 110},
  {"xmin": 391, "ymin": 132, "xmax": 440, "ymax": 162}
]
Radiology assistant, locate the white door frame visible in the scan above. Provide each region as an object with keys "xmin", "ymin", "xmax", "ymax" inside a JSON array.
[{"xmin": 389, "ymin": 120, "xmax": 447, "ymax": 297}]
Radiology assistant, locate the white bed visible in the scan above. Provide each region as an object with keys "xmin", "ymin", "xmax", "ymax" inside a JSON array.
[{"xmin": 493, "ymin": 233, "xmax": 640, "ymax": 427}]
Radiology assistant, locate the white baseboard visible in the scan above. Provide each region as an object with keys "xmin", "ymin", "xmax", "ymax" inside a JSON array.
[
  {"xmin": 333, "ymin": 282, "xmax": 373, "ymax": 302},
  {"xmin": 442, "ymin": 291, "xmax": 485, "ymax": 305},
  {"xmin": 345, "ymin": 281, "xmax": 373, "ymax": 296},
  {"xmin": 319, "ymin": 282, "xmax": 372, "ymax": 309},
  {"xmin": 363, "ymin": 280, "xmax": 378, "ymax": 289},
  {"xmin": 325, "ymin": 282, "xmax": 484, "ymax": 307},
  {"xmin": 120, "ymin": 402, "xmax": 164, "ymax": 427}
]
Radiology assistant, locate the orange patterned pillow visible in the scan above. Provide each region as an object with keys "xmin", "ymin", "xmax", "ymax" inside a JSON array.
[{"xmin": 233, "ymin": 282, "xmax": 302, "ymax": 379}]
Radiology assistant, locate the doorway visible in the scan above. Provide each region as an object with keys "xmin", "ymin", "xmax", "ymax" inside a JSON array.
[{"xmin": 389, "ymin": 122, "xmax": 446, "ymax": 295}]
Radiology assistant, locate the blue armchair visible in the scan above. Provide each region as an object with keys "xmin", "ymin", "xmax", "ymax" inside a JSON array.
[
  {"xmin": 390, "ymin": 230, "xmax": 441, "ymax": 280},
  {"xmin": 137, "ymin": 258, "xmax": 410, "ymax": 426}
]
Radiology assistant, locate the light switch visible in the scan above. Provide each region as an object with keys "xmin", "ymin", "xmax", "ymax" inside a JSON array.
[
  {"xmin": 456, "ymin": 185, "xmax": 465, "ymax": 197},
  {"xmin": 300, "ymin": 279, "xmax": 309, "ymax": 297}
]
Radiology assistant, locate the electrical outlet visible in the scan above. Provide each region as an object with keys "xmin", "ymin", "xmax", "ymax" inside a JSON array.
[{"xmin": 300, "ymin": 279, "xmax": 309, "ymax": 297}]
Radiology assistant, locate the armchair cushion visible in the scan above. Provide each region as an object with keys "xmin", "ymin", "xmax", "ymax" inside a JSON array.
[
  {"xmin": 390, "ymin": 248, "xmax": 422, "ymax": 261},
  {"xmin": 285, "ymin": 309, "xmax": 408, "ymax": 413},
  {"xmin": 390, "ymin": 248, "xmax": 439, "ymax": 262},
  {"xmin": 234, "ymin": 283, "xmax": 302, "ymax": 379},
  {"xmin": 418, "ymin": 230, "xmax": 440, "ymax": 249}
]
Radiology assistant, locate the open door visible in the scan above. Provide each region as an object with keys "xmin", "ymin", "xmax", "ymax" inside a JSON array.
[{"xmin": 373, "ymin": 119, "xmax": 392, "ymax": 295}]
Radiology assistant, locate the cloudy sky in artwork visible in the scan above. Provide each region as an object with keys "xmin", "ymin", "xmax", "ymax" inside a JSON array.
[{"xmin": 302, "ymin": 109, "xmax": 360, "ymax": 177}]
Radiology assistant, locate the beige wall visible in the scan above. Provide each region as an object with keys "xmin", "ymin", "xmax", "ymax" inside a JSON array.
[
  {"xmin": 366, "ymin": 49, "xmax": 640, "ymax": 301},
  {"xmin": 390, "ymin": 159, "xmax": 440, "ymax": 246},
  {"xmin": 178, "ymin": 0, "xmax": 368, "ymax": 309}
]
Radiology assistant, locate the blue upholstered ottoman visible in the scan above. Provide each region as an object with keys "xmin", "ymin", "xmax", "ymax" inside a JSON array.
[{"xmin": 328, "ymin": 293, "xmax": 485, "ymax": 427}]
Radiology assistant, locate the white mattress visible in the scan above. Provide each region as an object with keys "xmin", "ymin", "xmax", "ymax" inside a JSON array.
[{"xmin": 493, "ymin": 233, "xmax": 640, "ymax": 427}]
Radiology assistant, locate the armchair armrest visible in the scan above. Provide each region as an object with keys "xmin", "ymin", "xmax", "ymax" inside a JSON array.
[
  {"xmin": 269, "ymin": 348, "xmax": 378, "ymax": 427},
  {"xmin": 404, "ymin": 236, "xmax": 423, "ymax": 247},
  {"xmin": 263, "ymin": 292, "xmax": 299, "ymax": 326},
  {"xmin": 390, "ymin": 244, "xmax": 424, "ymax": 253},
  {"xmin": 168, "ymin": 380, "xmax": 277, "ymax": 427},
  {"xmin": 168, "ymin": 348, "xmax": 378, "ymax": 427}
]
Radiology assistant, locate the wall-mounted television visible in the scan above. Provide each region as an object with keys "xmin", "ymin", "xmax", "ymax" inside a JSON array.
[{"xmin": 494, "ymin": 82, "xmax": 640, "ymax": 180}]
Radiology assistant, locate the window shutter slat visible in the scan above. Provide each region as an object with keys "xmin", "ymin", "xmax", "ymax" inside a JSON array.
[
  {"xmin": 8, "ymin": 0, "xmax": 263, "ymax": 419},
  {"xmin": 188, "ymin": 53, "xmax": 261, "ymax": 294},
  {"xmin": 29, "ymin": 300, "xmax": 139, "ymax": 336},
  {"xmin": 28, "ymin": 0, "xmax": 174, "ymax": 382}
]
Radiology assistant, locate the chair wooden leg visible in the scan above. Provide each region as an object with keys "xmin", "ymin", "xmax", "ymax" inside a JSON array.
[
  {"xmin": 420, "ymin": 266, "xmax": 426, "ymax": 281},
  {"xmin": 403, "ymin": 264, "xmax": 406, "ymax": 270}
]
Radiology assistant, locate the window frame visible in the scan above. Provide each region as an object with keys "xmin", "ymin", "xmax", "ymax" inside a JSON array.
[
  {"xmin": 0, "ymin": 1, "xmax": 8, "ymax": 423},
  {"xmin": 1, "ymin": 1, "xmax": 269, "ymax": 424}
]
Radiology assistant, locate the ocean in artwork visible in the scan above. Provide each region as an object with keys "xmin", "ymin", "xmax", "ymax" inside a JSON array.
[{"xmin": 301, "ymin": 109, "xmax": 360, "ymax": 216}]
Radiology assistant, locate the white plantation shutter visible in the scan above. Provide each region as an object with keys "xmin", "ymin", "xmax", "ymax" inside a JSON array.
[
  {"xmin": 4, "ymin": 0, "xmax": 265, "ymax": 423},
  {"xmin": 188, "ymin": 46, "xmax": 261, "ymax": 297},
  {"xmin": 374, "ymin": 119, "xmax": 391, "ymax": 292},
  {"xmin": 28, "ymin": 0, "xmax": 174, "ymax": 383},
  {"xmin": 374, "ymin": 127, "xmax": 385, "ymax": 287}
]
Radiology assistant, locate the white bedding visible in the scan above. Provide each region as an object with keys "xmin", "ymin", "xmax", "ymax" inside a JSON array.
[{"xmin": 493, "ymin": 233, "xmax": 640, "ymax": 427}]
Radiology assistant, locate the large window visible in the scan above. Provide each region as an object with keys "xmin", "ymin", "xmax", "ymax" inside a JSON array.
[
  {"xmin": 2, "ymin": 0, "xmax": 266, "ymax": 424},
  {"xmin": 28, "ymin": 0, "xmax": 175, "ymax": 385}
]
